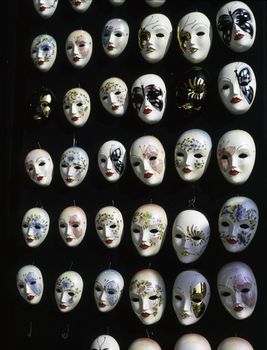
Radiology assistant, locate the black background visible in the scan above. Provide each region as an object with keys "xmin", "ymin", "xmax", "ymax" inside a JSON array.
[{"xmin": 5, "ymin": 0, "xmax": 267, "ymax": 349}]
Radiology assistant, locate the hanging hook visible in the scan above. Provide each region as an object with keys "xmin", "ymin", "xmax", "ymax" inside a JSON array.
[
  {"xmin": 69, "ymin": 261, "xmax": 74, "ymax": 270},
  {"xmin": 188, "ymin": 196, "xmax": 196, "ymax": 208},
  {"xmin": 111, "ymin": 199, "xmax": 115, "ymax": 206},
  {"xmin": 73, "ymin": 199, "xmax": 76, "ymax": 207},
  {"xmin": 27, "ymin": 321, "xmax": 33, "ymax": 338},
  {"xmin": 73, "ymin": 132, "xmax": 77, "ymax": 147},
  {"xmin": 147, "ymin": 262, "xmax": 152, "ymax": 269},
  {"xmin": 108, "ymin": 261, "xmax": 112, "ymax": 270},
  {"xmin": 37, "ymin": 141, "xmax": 42, "ymax": 149},
  {"xmin": 61, "ymin": 323, "xmax": 70, "ymax": 339}
]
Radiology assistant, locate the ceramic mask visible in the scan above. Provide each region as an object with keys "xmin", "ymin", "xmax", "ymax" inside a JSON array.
[
  {"xmin": 16, "ymin": 265, "xmax": 43, "ymax": 304},
  {"xmin": 55, "ymin": 270, "xmax": 83, "ymax": 312},
  {"xmin": 131, "ymin": 74, "xmax": 167, "ymax": 124},
  {"xmin": 217, "ymin": 261, "xmax": 257, "ymax": 320},
  {"xmin": 172, "ymin": 209, "xmax": 210, "ymax": 263},
  {"xmin": 216, "ymin": 129, "xmax": 256, "ymax": 185},
  {"xmin": 176, "ymin": 66, "xmax": 209, "ymax": 113},
  {"xmin": 60, "ymin": 146, "xmax": 89, "ymax": 187},
  {"xmin": 99, "ymin": 77, "xmax": 128, "ymax": 117},
  {"xmin": 130, "ymin": 135, "xmax": 166, "ymax": 186},
  {"xmin": 128, "ymin": 338, "xmax": 161, "ymax": 350},
  {"xmin": 218, "ymin": 196, "xmax": 258, "ymax": 253},
  {"xmin": 173, "ymin": 270, "xmax": 210, "ymax": 325},
  {"xmin": 22, "ymin": 207, "xmax": 50, "ymax": 247},
  {"xmin": 177, "ymin": 11, "xmax": 212, "ymax": 64},
  {"xmin": 217, "ymin": 337, "xmax": 254, "ymax": 350},
  {"xmin": 216, "ymin": 1, "xmax": 256, "ymax": 53},
  {"xmin": 102, "ymin": 18, "xmax": 129, "ymax": 58},
  {"xmin": 218, "ymin": 62, "xmax": 256, "ymax": 115},
  {"xmin": 31, "ymin": 34, "xmax": 57, "ymax": 72},
  {"xmin": 58, "ymin": 206, "xmax": 87, "ymax": 247},
  {"xmin": 33, "ymin": 0, "xmax": 58, "ymax": 18},
  {"xmin": 25, "ymin": 148, "xmax": 53, "ymax": 186},
  {"xmin": 131, "ymin": 203, "xmax": 167, "ymax": 257},
  {"xmin": 98, "ymin": 140, "xmax": 126, "ymax": 182},
  {"xmin": 94, "ymin": 269, "xmax": 124, "ymax": 312},
  {"xmin": 175, "ymin": 129, "xmax": 212, "ymax": 182},
  {"xmin": 90, "ymin": 335, "xmax": 120, "ymax": 350},
  {"xmin": 29, "ymin": 86, "xmax": 56, "ymax": 121},
  {"xmin": 144, "ymin": 0, "xmax": 166, "ymax": 8},
  {"xmin": 109, "ymin": 0, "xmax": 126, "ymax": 6},
  {"xmin": 69, "ymin": 0, "xmax": 92, "ymax": 13},
  {"xmin": 95, "ymin": 206, "xmax": 124, "ymax": 248},
  {"xmin": 65, "ymin": 29, "xmax": 93, "ymax": 69},
  {"xmin": 129, "ymin": 269, "xmax": 166, "ymax": 325},
  {"xmin": 63, "ymin": 87, "xmax": 90, "ymax": 127},
  {"xmin": 138, "ymin": 13, "xmax": 172, "ymax": 63},
  {"xmin": 174, "ymin": 333, "xmax": 211, "ymax": 350}
]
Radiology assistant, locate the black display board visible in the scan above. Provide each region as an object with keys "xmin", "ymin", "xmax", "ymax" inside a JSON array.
[{"xmin": 5, "ymin": 1, "xmax": 267, "ymax": 349}]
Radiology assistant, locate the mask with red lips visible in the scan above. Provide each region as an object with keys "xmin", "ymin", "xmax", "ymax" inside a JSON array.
[
  {"xmin": 102, "ymin": 18, "xmax": 129, "ymax": 58},
  {"xmin": 65, "ymin": 29, "xmax": 93, "ymax": 69},
  {"xmin": 33, "ymin": 0, "xmax": 58, "ymax": 19},
  {"xmin": 31, "ymin": 34, "xmax": 57, "ymax": 72},
  {"xmin": 63, "ymin": 87, "xmax": 90, "ymax": 127},
  {"xmin": 68, "ymin": 0, "xmax": 92, "ymax": 13},
  {"xmin": 22, "ymin": 207, "xmax": 50, "ymax": 247},
  {"xmin": 16, "ymin": 265, "xmax": 44, "ymax": 304}
]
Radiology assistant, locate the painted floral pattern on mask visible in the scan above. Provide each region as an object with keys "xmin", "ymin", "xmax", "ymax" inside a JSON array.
[
  {"xmin": 31, "ymin": 34, "xmax": 57, "ymax": 72},
  {"xmin": 17, "ymin": 266, "xmax": 44, "ymax": 304},
  {"xmin": 95, "ymin": 211, "xmax": 123, "ymax": 245},
  {"xmin": 55, "ymin": 272, "xmax": 83, "ymax": 312},
  {"xmin": 95, "ymin": 280, "xmax": 120, "ymax": 309},
  {"xmin": 175, "ymin": 137, "xmax": 207, "ymax": 170},
  {"xmin": 63, "ymin": 88, "xmax": 90, "ymax": 126},
  {"xmin": 22, "ymin": 208, "xmax": 49, "ymax": 246}
]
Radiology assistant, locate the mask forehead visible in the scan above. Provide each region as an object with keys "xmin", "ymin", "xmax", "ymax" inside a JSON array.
[
  {"xmin": 22, "ymin": 207, "xmax": 50, "ymax": 247},
  {"xmin": 218, "ymin": 61, "xmax": 256, "ymax": 115},
  {"xmin": 90, "ymin": 335, "xmax": 120, "ymax": 350},
  {"xmin": 31, "ymin": 34, "xmax": 57, "ymax": 72},
  {"xmin": 16, "ymin": 265, "xmax": 43, "ymax": 304},
  {"xmin": 131, "ymin": 203, "xmax": 167, "ymax": 257},
  {"xmin": 217, "ymin": 261, "xmax": 257, "ymax": 320},
  {"xmin": 63, "ymin": 87, "xmax": 91, "ymax": 127},
  {"xmin": 33, "ymin": 0, "xmax": 58, "ymax": 18},
  {"xmin": 55, "ymin": 270, "xmax": 83, "ymax": 312},
  {"xmin": 129, "ymin": 269, "xmax": 166, "ymax": 325},
  {"xmin": 128, "ymin": 338, "xmax": 162, "ymax": 350},
  {"xmin": 174, "ymin": 334, "xmax": 211, "ymax": 350},
  {"xmin": 216, "ymin": 1, "xmax": 256, "ymax": 52},
  {"xmin": 172, "ymin": 270, "xmax": 210, "ymax": 325},
  {"xmin": 130, "ymin": 135, "xmax": 166, "ymax": 186},
  {"xmin": 145, "ymin": 0, "xmax": 166, "ymax": 7},
  {"xmin": 177, "ymin": 11, "xmax": 212, "ymax": 64},
  {"xmin": 69, "ymin": 0, "xmax": 92, "ymax": 13},
  {"xmin": 217, "ymin": 129, "xmax": 256, "ymax": 185},
  {"xmin": 139, "ymin": 13, "xmax": 172, "ymax": 63},
  {"xmin": 102, "ymin": 18, "xmax": 129, "ymax": 58},
  {"xmin": 25, "ymin": 148, "xmax": 54, "ymax": 186},
  {"xmin": 60, "ymin": 146, "xmax": 89, "ymax": 187},
  {"xmin": 65, "ymin": 29, "xmax": 93, "ymax": 69},
  {"xmin": 109, "ymin": 0, "xmax": 126, "ymax": 6},
  {"xmin": 175, "ymin": 129, "xmax": 212, "ymax": 182},
  {"xmin": 217, "ymin": 337, "xmax": 254, "ymax": 350},
  {"xmin": 219, "ymin": 196, "xmax": 258, "ymax": 253}
]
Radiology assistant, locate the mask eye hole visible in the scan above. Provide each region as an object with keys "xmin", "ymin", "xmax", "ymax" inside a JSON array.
[
  {"xmin": 96, "ymin": 226, "xmax": 103, "ymax": 231},
  {"xmin": 131, "ymin": 297, "xmax": 139, "ymax": 302},
  {"xmin": 30, "ymin": 280, "xmax": 36, "ymax": 286},
  {"xmin": 74, "ymin": 165, "xmax": 82, "ymax": 170},
  {"xmin": 34, "ymin": 224, "xmax": 41, "ymax": 230},
  {"xmin": 39, "ymin": 161, "xmax": 46, "ymax": 166},
  {"xmin": 194, "ymin": 153, "xmax": 203, "ymax": 159},
  {"xmin": 222, "ymin": 84, "xmax": 229, "ymax": 90},
  {"xmin": 56, "ymin": 288, "xmax": 62, "ymax": 293},
  {"xmin": 18, "ymin": 283, "xmax": 24, "ymax": 289},
  {"xmin": 150, "ymin": 229, "xmax": 159, "ymax": 234},
  {"xmin": 222, "ymin": 291, "xmax": 230, "ymax": 297},
  {"xmin": 72, "ymin": 224, "xmax": 79, "ymax": 228},
  {"xmin": 115, "ymin": 32, "xmax": 122, "ymax": 37},
  {"xmin": 77, "ymin": 102, "xmax": 83, "ymax": 107},
  {"xmin": 175, "ymin": 233, "xmax": 182, "ymax": 239},
  {"xmin": 175, "ymin": 295, "xmax": 182, "ymax": 301},
  {"xmin": 176, "ymin": 152, "xmax": 184, "ymax": 157},
  {"xmin": 240, "ymin": 224, "xmax": 249, "ymax": 229},
  {"xmin": 68, "ymin": 292, "xmax": 75, "ymax": 297},
  {"xmin": 197, "ymin": 31, "xmax": 205, "ymax": 36},
  {"xmin": 95, "ymin": 286, "xmax": 101, "ymax": 292},
  {"xmin": 133, "ymin": 161, "xmax": 140, "ymax": 167},
  {"xmin": 241, "ymin": 288, "xmax": 250, "ymax": 293},
  {"xmin": 110, "ymin": 224, "xmax": 116, "ymax": 229},
  {"xmin": 221, "ymin": 221, "xmax": 229, "ymax": 227},
  {"xmin": 221, "ymin": 155, "xmax": 228, "ymax": 160},
  {"xmin": 156, "ymin": 33, "xmax": 164, "ymax": 38},
  {"xmin": 239, "ymin": 153, "xmax": 248, "ymax": 159},
  {"xmin": 149, "ymin": 156, "xmax": 157, "ymax": 161},
  {"xmin": 149, "ymin": 295, "xmax": 158, "ymax": 301},
  {"xmin": 133, "ymin": 228, "xmax": 140, "ymax": 233}
]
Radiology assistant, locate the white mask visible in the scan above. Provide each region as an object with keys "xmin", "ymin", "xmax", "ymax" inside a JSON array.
[
  {"xmin": 58, "ymin": 206, "xmax": 87, "ymax": 247},
  {"xmin": 55, "ymin": 270, "xmax": 83, "ymax": 312},
  {"xmin": 128, "ymin": 338, "xmax": 162, "ymax": 350},
  {"xmin": 16, "ymin": 265, "xmax": 43, "ymax": 304},
  {"xmin": 217, "ymin": 337, "xmax": 254, "ymax": 350},
  {"xmin": 60, "ymin": 146, "xmax": 89, "ymax": 187},
  {"xmin": 99, "ymin": 77, "xmax": 128, "ymax": 117},
  {"xmin": 69, "ymin": 0, "xmax": 92, "ymax": 13},
  {"xmin": 217, "ymin": 129, "xmax": 256, "ymax": 185},
  {"xmin": 90, "ymin": 335, "xmax": 120, "ymax": 350},
  {"xmin": 172, "ymin": 210, "xmax": 210, "ymax": 263},
  {"xmin": 25, "ymin": 148, "xmax": 53, "ymax": 186},
  {"xmin": 144, "ymin": 0, "xmax": 166, "ymax": 8},
  {"xmin": 177, "ymin": 12, "xmax": 212, "ymax": 64},
  {"xmin": 216, "ymin": 1, "xmax": 256, "ymax": 53},
  {"xmin": 131, "ymin": 203, "xmax": 167, "ymax": 257},
  {"xmin": 31, "ymin": 34, "xmax": 57, "ymax": 72},
  {"xmin": 130, "ymin": 135, "xmax": 166, "ymax": 186},
  {"xmin": 22, "ymin": 207, "xmax": 50, "ymax": 247},
  {"xmin": 33, "ymin": 0, "xmax": 58, "ymax": 18},
  {"xmin": 138, "ymin": 13, "xmax": 172, "ymax": 63},
  {"xmin": 109, "ymin": 0, "xmax": 125, "ymax": 6},
  {"xmin": 63, "ymin": 87, "xmax": 90, "ymax": 127},
  {"xmin": 175, "ymin": 129, "xmax": 212, "ymax": 182},
  {"xmin": 98, "ymin": 140, "xmax": 126, "ymax": 182},
  {"xmin": 131, "ymin": 74, "xmax": 167, "ymax": 124},
  {"xmin": 94, "ymin": 269, "xmax": 124, "ymax": 312},
  {"xmin": 95, "ymin": 206, "xmax": 124, "ymax": 248},
  {"xmin": 218, "ymin": 62, "xmax": 256, "ymax": 115},
  {"xmin": 174, "ymin": 333, "xmax": 211, "ymax": 350},
  {"xmin": 65, "ymin": 29, "xmax": 93, "ymax": 69},
  {"xmin": 173, "ymin": 270, "xmax": 210, "ymax": 325},
  {"xmin": 129, "ymin": 269, "xmax": 166, "ymax": 325},
  {"xmin": 102, "ymin": 18, "xmax": 129, "ymax": 58},
  {"xmin": 217, "ymin": 261, "xmax": 257, "ymax": 320},
  {"xmin": 218, "ymin": 196, "xmax": 258, "ymax": 253}
]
